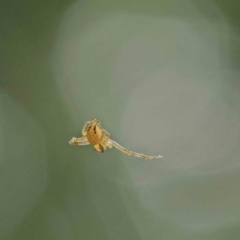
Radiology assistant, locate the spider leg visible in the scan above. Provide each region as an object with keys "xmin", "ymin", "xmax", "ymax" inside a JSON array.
[
  {"xmin": 102, "ymin": 129, "xmax": 110, "ymax": 142},
  {"xmin": 107, "ymin": 140, "xmax": 113, "ymax": 149},
  {"xmin": 95, "ymin": 129, "xmax": 111, "ymax": 152},
  {"xmin": 82, "ymin": 119, "xmax": 98, "ymax": 136},
  {"xmin": 69, "ymin": 136, "xmax": 90, "ymax": 146},
  {"xmin": 109, "ymin": 139, "xmax": 163, "ymax": 160}
]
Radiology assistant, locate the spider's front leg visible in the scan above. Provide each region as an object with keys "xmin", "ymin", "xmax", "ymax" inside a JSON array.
[{"xmin": 69, "ymin": 136, "xmax": 90, "ymax": 146}]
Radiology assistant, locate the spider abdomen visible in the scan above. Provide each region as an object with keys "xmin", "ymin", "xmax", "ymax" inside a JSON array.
[{"xmin": 86, "ymin": 121, "xmax": 103, "ymax": 145}]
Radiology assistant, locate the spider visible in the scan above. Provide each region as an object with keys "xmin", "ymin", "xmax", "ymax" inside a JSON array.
[{"xmin": 69, "ymin": 119, "xmax": 163, "ymax": 160}]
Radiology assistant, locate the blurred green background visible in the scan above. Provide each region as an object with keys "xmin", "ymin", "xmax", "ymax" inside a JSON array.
[{"xmin": 1, "ymin": 0, "xmax": 240, "ymax": 239}]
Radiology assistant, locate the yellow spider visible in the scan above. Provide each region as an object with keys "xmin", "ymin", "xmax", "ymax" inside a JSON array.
[{"xmin": 69, "ymin": 119, "xmax": 163, "ymax": 160}]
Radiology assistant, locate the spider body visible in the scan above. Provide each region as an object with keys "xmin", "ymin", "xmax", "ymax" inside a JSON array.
[
  {"xmin": 69, "ymin": 119, "xmax": 163, "ymax": 160},
  {"xmin": 86, "ymin": 121, "xmax": 103, "ymax": 145}
]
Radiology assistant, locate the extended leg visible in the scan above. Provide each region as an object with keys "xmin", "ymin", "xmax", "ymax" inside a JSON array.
[
  {"xmin": 101, "ymin": 129, "xmax": 111, "ymax": 149},
  {"xmin": 110, "ymin": 140, "xmax": 162, "ymax": 160},
  {"xmin": 82, "ymin": 119, "xmax": 98, "ymax": 135},
  {"xmin": 69, "ymin": 136, "xmax": 90, "ymax": 146}
]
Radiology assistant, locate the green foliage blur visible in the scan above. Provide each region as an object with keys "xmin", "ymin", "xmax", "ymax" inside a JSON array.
[{"xmin": 1, "ymin": 0, "xmax": 240, "ymax": 240}]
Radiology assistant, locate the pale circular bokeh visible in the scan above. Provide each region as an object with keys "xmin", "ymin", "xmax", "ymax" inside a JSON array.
[{"xmin": 52, "ymin": 2, "xmax": 240, "ymax": 238}]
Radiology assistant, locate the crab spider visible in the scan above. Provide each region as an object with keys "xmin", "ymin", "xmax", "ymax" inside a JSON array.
[{"xmin": 69, "ymin": 119, "xmax": 163, "ymax": 160}]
